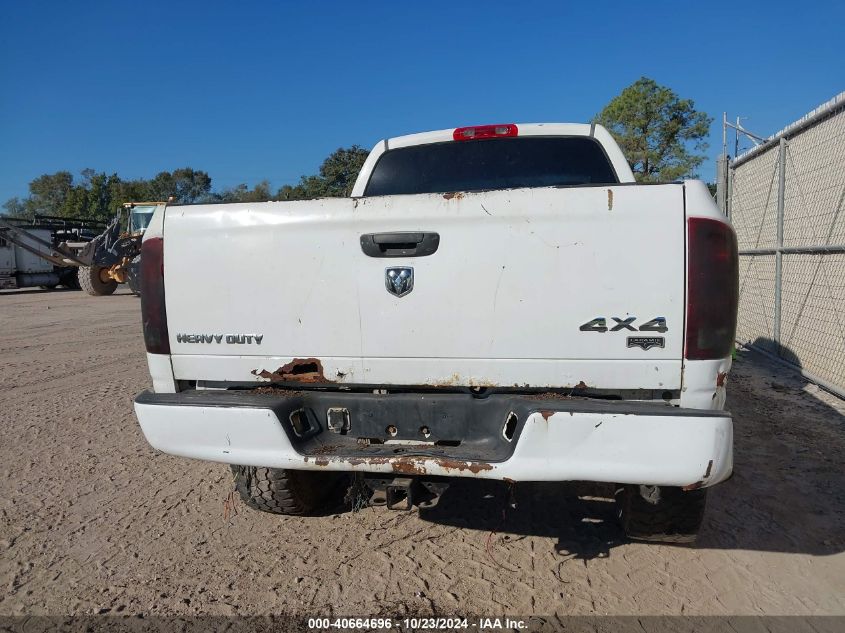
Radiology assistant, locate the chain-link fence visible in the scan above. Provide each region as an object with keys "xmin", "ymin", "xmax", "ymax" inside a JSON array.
[{"xmin": 722, "ymin": 92, "xmax": 845, "ymax": 397}]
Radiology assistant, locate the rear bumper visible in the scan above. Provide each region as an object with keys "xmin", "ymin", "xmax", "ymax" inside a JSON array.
[{"xmin": 133, "ymin": 390, "xmax": 732, "ymax": 488}]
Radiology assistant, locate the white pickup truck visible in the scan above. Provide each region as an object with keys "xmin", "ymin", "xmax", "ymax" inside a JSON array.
[{"xmin": 133, "ymin": 123, "xmax": 738, "ymax": 542}]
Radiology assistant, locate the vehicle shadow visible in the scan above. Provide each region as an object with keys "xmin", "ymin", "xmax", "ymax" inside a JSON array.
[
  {"xmin": 0, "ymin": 286, "xmax": 79, "ymax": 294},
  {"xmin": 418, "ymin": 479, "xmax": 625, "ymax": 560},
  {"xmin": 416, "ymin": 344, "xmax": 845, "ymax": 558}
]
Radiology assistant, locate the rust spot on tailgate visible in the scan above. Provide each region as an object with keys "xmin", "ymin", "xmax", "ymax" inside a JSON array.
[
  {"xmin": 607, "ymin": 189, "xmax": 613, "ymax": 210},
  {"xmin": 574, "ymin": 381, "xmax": 588, "ymax": 390},
  {"xmin": 252, "ymin": 358, "xmax": 334, "ymax": 383},
  {"xmin": 539, "ymin": 410, "xmax": 555, "ymax": 421},
  {"xmin": 430, "ymin": 373, "xmax": 463, "ymax": 387},
  {"xmin": 716, "ymin": 372, "xmax": 728, "ymax": 387},
  {"xmin": 682, "ymin": 460, "xmax": 714, "ymax": 491},
  {"xmin": 442, "ymin": 192, "xmax": 464, "ymax": 200}
]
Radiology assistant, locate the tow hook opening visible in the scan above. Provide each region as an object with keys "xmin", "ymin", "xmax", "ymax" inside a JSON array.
[
  {"xmin": 288, "ymin": 409, "xmax": 320, "ymax": 439},
  {"xmin": 503, "ymin": 412, "xmax": 518, "ymax": 442},
  {"xmin": 288, "ymin": 409, "xmax": 313, "ymax": 437}
]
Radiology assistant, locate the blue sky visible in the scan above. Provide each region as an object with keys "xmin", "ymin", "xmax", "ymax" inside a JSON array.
[{"xmin": 1, "ymin": 1, "xmax": 842, "ymax": 202}]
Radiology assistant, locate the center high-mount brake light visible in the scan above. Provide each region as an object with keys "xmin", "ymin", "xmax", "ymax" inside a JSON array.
[
  {"xmin": 140, "ymin": 236, "xmax": 170, "ymax": 354},
  {"xmin": 453, "ymin": 124, "xmax": 518, "ymax": 141}
]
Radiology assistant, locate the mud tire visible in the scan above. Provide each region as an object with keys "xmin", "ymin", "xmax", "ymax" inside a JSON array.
[
  {"xmin": 126, "ymin": 255, "xmax": 142, "ymax": 296},
  {"xmin": 230, "ymin": 465, "xmax": 346, "ymax": 516},
  {"xmin": 79, "ymin": 265, "xmax": 118, "ymax": 296},
  {"xmin": 616, "ymin": 484, "xmax": 707, "ymax": 543}
]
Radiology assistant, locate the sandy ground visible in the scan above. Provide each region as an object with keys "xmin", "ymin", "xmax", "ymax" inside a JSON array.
[{"xmin": 1, "ymin": 287, "xmax": 843, "ymax": 618}]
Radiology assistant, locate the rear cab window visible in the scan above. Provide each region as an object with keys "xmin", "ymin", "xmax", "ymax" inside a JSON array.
[{"xmin": 363, "ymin": 136, "xmax": 619, "ymax": 197}]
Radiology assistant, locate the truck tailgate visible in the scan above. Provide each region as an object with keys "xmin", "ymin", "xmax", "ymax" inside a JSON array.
[{"xmin": 163, "ymin": 184, "xmax": 685, "ymax": 390}]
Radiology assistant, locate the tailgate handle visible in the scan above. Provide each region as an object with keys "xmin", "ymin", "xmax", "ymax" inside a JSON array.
[{"xmin": 360, "ymin": 232, "xmax": 440, "ymax": 258}]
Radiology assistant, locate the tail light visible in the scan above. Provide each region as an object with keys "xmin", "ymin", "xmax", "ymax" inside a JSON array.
[
  {"xmin": 453, "ymin": 124, "xmax": 518, "ymax": 141},
  {"xmin": 140, "ymin": 236, "xmax": 170, "ymax": 354},
  {"xmin": 685, "ymin": 217, "xmax": 739, "ymax": 360}
]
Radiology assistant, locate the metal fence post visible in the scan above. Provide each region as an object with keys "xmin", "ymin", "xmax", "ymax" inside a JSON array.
[
  {"xmin": 773, "ymin": 137, "xmax": 786, "ymax": 354},
  {"xmin": 727, "ymin": 156, "xmax": 733, "ymax": 221},
  {"xmin": 716, "ymin": 154, "xmax": 727, "ymax": 215}
]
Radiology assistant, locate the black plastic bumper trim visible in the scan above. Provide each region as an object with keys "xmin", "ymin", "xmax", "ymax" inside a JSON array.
[{"xmin": 135, "ymin": 389, "xmax": 727, "ymax": 418}]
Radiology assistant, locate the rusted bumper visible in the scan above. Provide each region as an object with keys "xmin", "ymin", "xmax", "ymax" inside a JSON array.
[{"xmin": 134, "ymin": 390, "xmax": 733, "ymax": 488}]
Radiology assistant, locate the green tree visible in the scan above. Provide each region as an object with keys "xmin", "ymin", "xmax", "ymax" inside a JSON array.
[
  {"xmin": 277, "ymin": 145, "xmax": 369, "ymax": 200},
  {"xmin": 212, "ymin": 180, "xmax": 274, "ymax": 203},
  {"xmin": 84, "ymin": 171, "xmax": 122, "ymax": 221},
  {"xmin": 27, "ymin": 171, "xmax": 75, "ymax": 216},
  {"xmin": 2, "ymin": 197, "xmax": 27, "ymax": 218},
  {"xmin": 147, "ymin": 168, "xmax": 212, "ymax": 204},
  {"xmin": 316, "ymin": 146, "xmax": 369, "ymax": 196},
  {"xmin": 2, "ymin": 145, "xmax": 368, "ymax": 221},
  {"xmin": 594, "ymin": 77, "xmax": 712, "ymax": 182},
  {"xmin": 116, "ymin": 177, "xmax": 155, "ymax": 204},
  {"xmin": 3, "ymin": 168, "xmax": 213, "ymax": 221},
  {"xmin": 59, "ymin": 184, "xmax": 89, "ymax": 219}
]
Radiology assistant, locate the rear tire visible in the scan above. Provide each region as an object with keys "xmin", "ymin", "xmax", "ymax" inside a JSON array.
[
  {"xmin": 230, "ymin": 465, "xmax": 347, "ymax": 516},
  {"xmin": 79, "ymin": 265, "xmax": 118, "ymax": 296},
  {"xmin": 616, "ymin": 484, "xmax": 707, "ymax": 543},
  {"xmin": 126, "ymin": 255, "xmax": 142, "ymax": 296}
]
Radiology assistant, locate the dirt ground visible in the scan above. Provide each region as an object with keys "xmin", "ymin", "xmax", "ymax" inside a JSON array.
[{"xmin": 1, "ymin": 287, "xmax": 843, "ymax": 617}]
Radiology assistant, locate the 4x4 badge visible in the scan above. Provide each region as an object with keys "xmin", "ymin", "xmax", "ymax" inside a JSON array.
[
  {"xmin": 627, "ymin": 336, "xmax": 665, "ymax": 350},
  {"xmin": 579, "ymin": 316, "xmax": 668, "ymax": 333},
  {"xmin": 385, "ymin": 267, "xmax": 414, "ymax": 297}
]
